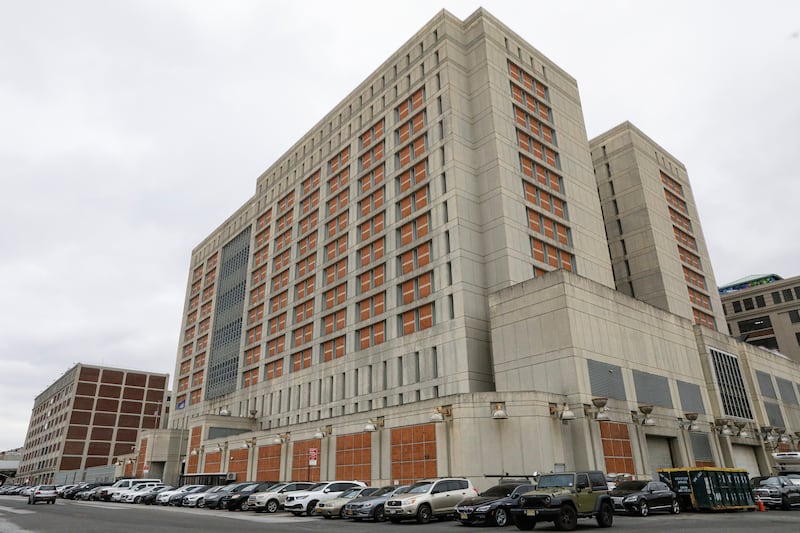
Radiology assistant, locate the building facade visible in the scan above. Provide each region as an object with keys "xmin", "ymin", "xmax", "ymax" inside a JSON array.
[
  {"xmin": 589, "ymin": 122, "xmax": 726, "ymax": 331},
  {"xmin": 162, "ymin": 8, "xmax": 800, "ymax": 488},
  {"xmin": 16, "ymin": 364, "xmax": 169, "ymax": 485},
  {"xmin": 720, "ymin": 274, "xmax": 800, "ymax": 361}
]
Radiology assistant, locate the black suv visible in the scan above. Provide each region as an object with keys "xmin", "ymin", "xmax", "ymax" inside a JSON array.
[{"xmin": 510, "ymin": 471, "xmax": 613, "ymax": 531}]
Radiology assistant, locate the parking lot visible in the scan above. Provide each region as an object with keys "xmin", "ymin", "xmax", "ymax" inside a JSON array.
[{"xmin": 0, "ymin": 495, "xmax": 799, "ymax": 533}]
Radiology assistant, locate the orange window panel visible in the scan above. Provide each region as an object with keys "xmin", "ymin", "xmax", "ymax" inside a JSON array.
[
  {"xmin": 322, "ymin": 309, "xmax": 346, "ymax": 335},
  {"xmin": 359, "ymin": 165, "xmax": 384, "ymax": 194},
  {"xmin": 273, "ymin": 249, "xmax": 291, "ymax": 271},
  {"xmin": 358, "ymin": 237, "xmax": 385, "ymax": 267},
  {"xmin": 278, "ymin": 191, "xmax": 295, "ymax": 214},
  {"xmin": 358, "ymin": 264, "xmax": 385, "ymax": 293},
  {"xmin": 292, "ymin": 349, "xmax": 312, "ymax": 372},
  {"xmin": 326, "ymin": 212, "xmax": 348, "ymax": 239},
  {"xmin": 271, "ymin": 270, "xmax": 289, "ymax": 292},
  {"xmin": 300, "ymin": 190, "xmax": 320, "ymax": 215},
  {"xmin": 527, "ymin": 208, "xmax": 541, "ymax": 231},
  {"xmin": 294, "ymin": 299, "xmax": 314, "ymax": 323},
  {"xmin": 268, "ymin": 313, "xmax": 287, "ymax": 335},
  {"xmin": 266, "ymin": 359, "xmax": 283, "ymax": 380},
  {"xmin": 178, "ymin": 377, "xmax": 189, "ymax": 392},
  {"xmin": 323, "ymin": 282, "xmax": 347, "ymax": 310},
  {"xmin": 559, "ymin": 250, "xmax": 573, "ymax": 272},
  {"xmin": 359, "ymin": 211, "xmax": 385, "ymax": 241},
  {"xmin": 269, "ymin": 290, "xmax": 288, "ymax": 313},
  {"xmin": 253, "ymin": 245, "xmax": 269, "ymax": 267},
  {"xmin": 196, "ymin": 335, "xmax": 208, "ymax": 351},
  {"xmin": 250, "ymin": 283, "xmax": 266, "ymax": 305},
  {"xmin": 322, "ymin": 336, "xmax": 346, "ymax": 362},
  {"xmin": 296, "ymin": 253, "xmax": 316, "ymax": 278},
  {"xmin": 531, "ymin": 238, "xmax": 545, "ymax": 262},
  {"xmin": 274, "ymin": 228, "xmax": 292, "ymax": 252},
  {"xmin": 294, "ymin": 323, "xmax": 313, "ymax": 347},
  {"xmin": 252, "ymin": 264, "xmax": 268, "ymax": 285},
  {"xmin": 192, "ymin": 370, "xmax": 204, "ymax": 387},
  {"xmin": 295, "ymin": 277, "xmax": 315, "ymax": 299},
  {"xmin": 246, "ymin": 325, "xmax": 263, "ymax": 345},
  {"xmin": 248, "ymin": 304, "xmax": 264, "ymax": 325},
  {"xmin": 302, "ymin": 171, "xmax": 320, "ymax": 196},
  {"xmin": 358, "ymin": 292, "xmax": 385, "ymax": 321},
  {"xmin": 358, "ymin": 321, "xmax": 386, "ymax": 349},
  {"xmin": 193, "ymin": 265, "xmax": 204, "ymax": 282},
  {"xmin": 325, "ymin": 235, "xmax": 348, "ymax": 261},
  {"xmin": 324, "ymin": 258, "xmax": 347, "ymax": 285},
  {"xmin": 297, "ymin": 231, "xmax": 318, "ymax": 256},
  {"xmin": 267, "ymin": 335, "xmax": 285, "ymax": 357},
  {"xmin": 328, "ymin": 168, "xmax": 350, "ymax": 195},
  {"xmin": 245, "ymin": 346, "xmax": 261, "ymax": 366},
  {"xmin": 410, "ymin": 88, "xmax": 424, "ymax": 110},
  {"xmin": 298, "ymin": 210, "xmax": 319, "ymax": 235},
  {"xmin": 257, "ymin": 210, "xmax": 272, "ymax": 230},
  {"xmin": 243, "ymin": 368, "xmax": 259, "ymax": 388},
  {"xmin": 398, "ymin": 145, "xmax": 411, "ymax": 167},
  {"xmin": 182, "ymin": 343, "xmax": 193, "ymax": 358},
  {"xmin": 276, "ymin": 211, "xmax": 293, "ymax": 232}
]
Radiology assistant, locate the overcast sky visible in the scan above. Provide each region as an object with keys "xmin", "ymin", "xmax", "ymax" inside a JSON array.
[{"xmin": 1, "ymin": 0, "xmax": 798, "ymax": 451}]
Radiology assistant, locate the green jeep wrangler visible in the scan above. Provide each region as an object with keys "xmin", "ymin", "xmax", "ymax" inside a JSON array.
[{"xmin": 510, "ymin": 470, "xmax": 613, "ymax": 531}]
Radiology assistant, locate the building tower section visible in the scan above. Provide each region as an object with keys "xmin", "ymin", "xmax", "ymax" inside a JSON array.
[
  {"xmin": 169, "ymin": 8, "xmax": 614, "ymax": 432},
  {"xmin": 589, "ymin": 122, "xmax": 726, "ymax": 329}
]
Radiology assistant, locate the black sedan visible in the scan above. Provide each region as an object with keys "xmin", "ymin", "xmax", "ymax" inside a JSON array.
[
  {"xmin": 139, "ymin": 486, "xmax": 175, "ymax": 505},
  {"xmin": 456, "ymin": 482, "xmax": 536, "ymax": 526},
  {"xmin": 224, "ymin": 482, "xmax": 277, "ymax": 511},
  {"xmin": 167, "ymin": 485, "xmax": 210, "ymax": 506},
  {"xmin": 609, "ymin": 480, "xmax": 679, "ymax": 516},
  {"xmin": 204, "ymin": 483, "xmax": 250, "ymax": 510}
]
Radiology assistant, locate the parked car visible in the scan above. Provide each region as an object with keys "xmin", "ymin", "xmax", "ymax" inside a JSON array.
[
  {"xmin": 223, "ymin": 482, "xmax": 277, "ymax": 511},
  {"xmin": 204, "ymin": 482, "xmax": 250, "ymax": 510},
  {"xmin": 385, "ymin": 478, "xmax": 478, "ymax": 524},
  {"xmin": 28, "ymin": 485, "xmax": 58, "ymax": 505},
  {"xmin": 76, "ymin": 485, "xmax": 111, "ymax": 501},
  {"xmin": 247, "ymin": 482, "xmax": 315, "ymax": 513},
  {"xmin": 117, "ymin": 482, "xmax": 164, "ymax": 503},
  {"xmin": 316, "ymin": 486, "xmax": 385, "ymax": 518},
  {"xmin": 139, "ymin": 486, "xmax": 175, "ymax": 505},
  {"xmin": 609, "ymin": 479, "xmax": 679, "ymax": 516},
  {"xmin": 100, "ymin": 478, "xmax": 162, "ymax": 501},
  {"xmin": 56, "ymin": 484, "xmax": 78, "ymax": 497},
  {"xmin": 456, "ymin": 481, "xmax": 537, "ymax": 526},
  {"xmin": 182, "ymin": 485, "xmax": 224, "ymax": 508},
  {"xmin": 157, "ymin": 484, "xmax": 205, "ymax": 505},
  {"xmin": 63, "ymin": 483, "xmax": 103, "ymax": 500},
  {"xmin": 284, "ymin": 481, "xmax": 368, "ymax": 516},
  {"xmin": 754, "ymin": 476, "xmax": 800, "ymax": 510},
  {"xmin": 166, "ymin": 485, "xmax": 209, "ymax": 506}
]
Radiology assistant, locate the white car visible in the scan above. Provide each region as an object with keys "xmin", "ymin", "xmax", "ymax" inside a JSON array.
[
  {"xmin": 115, "ymin": 482, "xmax": 163, "ymax": 502},
  {"xmin": 284, "ymin": 481, "xmax": 367, "ymax": 516},
  {"xmin": 247, "ymin": 482, "xmax": 315, "ymax": 513},
  {"xmin": 182, "ymin": 485, "xmax": 224, "ymax": 508},
  {"xmin": 156, "ymin": 484, "xmax": 205, "ymax": 505}
]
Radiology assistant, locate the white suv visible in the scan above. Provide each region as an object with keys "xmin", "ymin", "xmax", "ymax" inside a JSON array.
[
  {"xmin": 113, "ymin": 482, "xmax": 162, "ymax": 502},
  {"xmin": 284, "ymin": 481, "xmax": 367, "ymax": 516},
  {"xmin": 247, "ymin": 482, "xmax": 314, "ymax": 513},
  {"xmin": 385, "ymin": 478, "xmax": 477, "ymax": 523}
]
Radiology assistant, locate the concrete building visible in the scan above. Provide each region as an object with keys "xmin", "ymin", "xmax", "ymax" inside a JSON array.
[
  {"xmin": 16, "ymin": 363, "xmax": 169, "ymax": 485},
  {"xmin": 589, "ymin": 122, "xmax": 726, "ymax": 331},
  {"xmin": 159, "ymin": 8, "xmax": 800, "ymax": 488},
  {"xmin": 720, "ymin": 274, "xmax": 800, "ymax": 361}
]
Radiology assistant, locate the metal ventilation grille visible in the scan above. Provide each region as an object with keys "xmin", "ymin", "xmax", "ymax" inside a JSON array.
[
  {"xmin": 710, "ymin": 348, "xmax": 753, "ymax": 420},
  {"xmin": 677, "ymin": 380, "xmax": 706, "ymax": 414}
]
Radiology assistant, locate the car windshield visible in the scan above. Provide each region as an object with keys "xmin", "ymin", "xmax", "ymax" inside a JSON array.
[
  {"xmin": 759, "ymin": 477, "xmax": 782, "ymax": 487},
  {"xmin": 407, "ymin": 482, "xmax": 434, "ymax": 494},
  {"xmin": 242, "ymin": 484, "xmax": 259, "ymax": 491},
  {"xmin": 392, "ymin": 485, "xmax": 411, "ymax": 495},
  {"xmin": 267, "ymin": 483, "xmax": 288, "ymax": 492},
  {"xmin": 615, "ymin": 481, "xmax": 648, "ymax": 491},
  {"xmin": 308, "ymin": 482, "xmax": 328, "ymax": 492},
  {"xmin": 537, "ymin": 475, "xmax": 574, "ymax": 488},
  {"xmin": 40, "ymin": 486, "xmax": 56, "ymax": 491},
  {"xmin": 340, "ymin": 488, "xmax": 362, "ymax": 498}
]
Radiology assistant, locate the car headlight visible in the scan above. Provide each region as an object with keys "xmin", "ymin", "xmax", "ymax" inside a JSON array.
[
  {"xmin": 476, "ymin": 505, "xmax": 491, "ymax": 512},
  {"xmin": 543, "ymin": 496, "xmax": 551, "ymax": 506},
  {"xmin": 362, "ymin": 502, "xmax": 373, "ymax": 508},
  {"xmin": 623, "ymin": 496, "xmax": 638, "ymax": 503}
]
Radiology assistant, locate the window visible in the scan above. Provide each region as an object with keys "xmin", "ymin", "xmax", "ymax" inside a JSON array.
[
  {"xmin": 359, "ymin": 211, "xmax": 385, "ymax": 242},
  {"xmin": 772, "ymin": 291, "xmax": 782, "ymax": 304},
  {"xmin": 295, "ymin": 277, "xmax": 315, "ymax": 299},
  {"xmin": 276, "ymin": 210, "xmax": 293, "ymax": 232},
  {"xmin": 302, "ymin": 171, "xmax": 320, "ymax": 195},
  {"xmin": 243, "ymin": 368, "xmax": 259, "ymax": 388},
  {"xmin": 246, "ymin": 325, "xmax": 263, "ymax": 345},
  {"xmin": 359, "ymin": 165, "xmax": 384, "ymax": 194},
  {"xmin": 673, "ymin": 226, "xmax": 697, "ymax": 250},
  {"xmin": 298, "ymin": 210, "xmax": 319, "ymax": 235},
  {"xmin": 755, "ymin": 295, "xmax": 766, "ymax": 308},
  {"xmin": 269, "ymin": 290, "xmax": 288, "ymax": 313},
  {"xmin": 398, "ymin": 241, "xmax": 431, "ymax": 274},
  {"xmin": 527, "ymin": 209, "xmax": 570, "ymax": 245},
  {"xmin": 326, "ymin": 212, "xmax": 348, "ymax": 239},
  {"xmin": 396, "ymin": 88, "xmax": 425, "ymax": 121},
  {"xmin": 397, "ymin": 161, "xmax": 428, "ymax": 194},
  {"xmin": 267, "ymin": 336, "xmax": 285, "ymax": 357},
  {"xmin": 359, "ymin": 187, "xmax": 385, "ymax": 217},
  {"xmin": 325, "ymin": 235, "xmax": 348, "ymax": 261},
  {"xmin": 358, "ymin": 237, "xmax": 385, "ymax": 266},
  {"xmin": 253, "ymin": 245, "xmax": 269, "ymax": 268},
  {"xmin": 530, "ymin": 237, "xmax": 573, "ymax": 271},
  {"xmin": 358, "ymin": 292, "xmax": 385, "ymax": 321},
  {"xmin": 358, "ymin": 322, "xmax": 386, "ymax": 349},
  {"xmin": 327, "ymin": 189, "xmax": 349, "ymax": 217},
  {"xmin": 743, "ymin": 298, "xmax": 754, "ymax": 310},
  {"xmin": 266, "ymin": 359, "xmax": 283, "ymax": 380},
  {"xmin": 250, "ymin": 283, "xmax": 266, "ymax": 305},
  {"xmin": 252, "ymin": 264, "xmax": 268, "ymax": 285},
  {"xmin": 273, "ymin": 249, "xmax": 291, "ymax": 271},
  {"xmin": 678, "ymin": 246, "xmax": 701, "ymax": 269},
  {"xmin": 789, "ymin": 310, "xmax": 800, "ymax": 324},
  {"xmin": 244, "ymin": 346, "xmax": 260, "ymax": 366},
  {"xmin": 255, "ymin": 228, "xmax": 270, "ymax": 248},
  {"xmin": 323, "ymin": 282, "xmax": 347, "ymax": 309},
  {"xmin": 322, "ymin": 309, "xmax": 346, "ymax": 334},
  {"xmin": 523, "ymin": 181, "xmax": 566, "ymax": 218},
  {"xmin": 292, "ymin": 349, "xmax": 312, "ymax": 372},
  {"xmin": 782, "ymin": 289, "xmax": 795, "ymax": 302},
  {"xmin": 399, "ymin": 272, "xmax": 433, "ymax": 305},
  {"xmin": 519, "ymin": 154, "xmax": 562, "ymax": 193},
  {"xmin": 359, "ymin": 142, "xmax": 385, "ymax": 172},
  {"xmin": 359, "ymin": 119, "xmax": 384, "ymax": 149},
  {"xmin": 294, "ymin": 300, "xmax": 314, "ymax": 324},
  {"xmin": 397, "ymin": 185, "xmax": 430, "ymax": 219},
  {"xmin": 517, "ymin": 129, "xmax": 558, "ymax": 167},
  {"xmin": 396, "ymin": 135, "xmax": 427, "ymax": 168},
  {"xmin": 358, "ymin": 264, "xmax": 385, "ymax": 294},
  {"xmin": 296, "ymin": 231, "xmax": 318, "ymax": 257},
  {"xmin": 299, "ymin": 190, "xmax": 319, "ymax": 215},
  {"xmin": 328, "ymin": 168, "xmax": 350, "ymax": 195},
  {"xmin": 271, "ymin": 269, "xmax": 289, "ymax": 292},
  {"xmin": 399, "ymin": 303, "xmax": 435, "ymax": 335},
  {"xmin": 322, "ymin": 336, "xmax": 346, "ymax": 361},
  {"xmin": 397, "ymin": 213, "xmax": 430, "ymax": 246},
  {"xmin": 268, "ymin": 313, "xmax": 287, "ymax": 335},
  {"xmin": 396, "ymin": 111, "xmax": 426, "ymax": 144},
  {"xmin": 257, "ymin": 209, "xmax": 272, "ymax": 230},
  {"xmin": 731, "ymin": 301, "xmax": 742, "ymax": 313},
  {"xmin": 737, "ymin": 316, "xmax": 772, "ymax": 333},
  {"xmin": 324, "ymin": 258, "xmax": 347, "ymax": 286},
  {"xmin": 328, "ymin": 147, "xmax": 350, "ymax": 174},
  {"xmin": 296, "ymin": 253, "xmax": 316, "ymax": 278},
  {"xmin": 294, "ymin": 323, "xmax": 313, "ymax": 347}
]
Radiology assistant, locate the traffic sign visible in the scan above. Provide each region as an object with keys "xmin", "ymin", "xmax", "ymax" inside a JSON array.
[{"xmin": 309, "ymin": 447, "xmax": 318, "ymax": 466}]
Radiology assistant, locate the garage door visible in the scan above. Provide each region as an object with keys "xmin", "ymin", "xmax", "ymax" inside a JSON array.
[
  {"xmin": 731, "ymin": 445, "xmax": 761, "ymax": 478},
  {"xmin": 646, "ymin": 436, "xmax": 674, "ymax": 479}
]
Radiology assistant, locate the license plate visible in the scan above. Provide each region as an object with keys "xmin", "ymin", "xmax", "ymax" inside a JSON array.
[
  {"xmin": 612, "ymin": 497, "xmax": 623, "ymax": 504},
  {"xmin": 525, "ymin": 509, "xmax": 537, "ymax": 517},
  {"xmin": 460, "ymin": 513, "xmax": 468, "ymax": 519},
  {"xmin": 386, "ymin": 509, "xmax": 397, "ymax": 514}
]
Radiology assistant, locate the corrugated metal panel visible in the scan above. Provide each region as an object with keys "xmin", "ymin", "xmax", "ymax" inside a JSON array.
[
  {"xmin": 677, "ymin": 380, "xmax": 706, "ymax": 414},
  {"xmin": 756, "ymin": 370, "xmax": 776, "ymax": 399},
  {"xmin": 776, "ymin": 377, "xmax": 798, "ymax": 405},
  {"xmin": 764, "ymin": 402, "xmax": 785, "ymax": 427},
  {"xmin": 710, "ymin": 348, "xmax": 753, "ymax": 420},
  {"xmin": 633, "ymin": 369, "xmax": 672, "ymax": 408},
  {"xmin": 690, "ymin": 432, "xmax": 713, "ymax": 462},
  {"xmin": 587, "ymin": 359, "xmax": 626, "ymax": 400}
]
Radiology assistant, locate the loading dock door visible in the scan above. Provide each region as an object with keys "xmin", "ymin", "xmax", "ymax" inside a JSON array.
[
  {"xmin": 646, "ymin": 435, "xmax": 674, "ymax": 479},
  {"xmin": 731, "ymin": 445, "xmax": 761, "ymax": 478}
]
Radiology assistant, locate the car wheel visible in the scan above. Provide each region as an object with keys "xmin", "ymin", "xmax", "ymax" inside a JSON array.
[
  {"xmin": 241, "ymin": 502, "xmax": 249, "ymax": 512},
  {"xmin": 416, "ymin": 504, "xmax": 432, "ymax": 524},
  {"xmin": 134, "ymin": 496, "xmax": 141, "ymax": 504},
  {"xmin": 782, "ymin": 496, "xmax": 791, "ymax": 511},
  {"xmin": 374, "ymin": 505, "xmax": 385, "ymax": 522},
  {"xmin": 306, "ymin": 501, "xmax": 318, "ymax": 516},
  {"xmin": 197, "ymin": 498, "xmax": 205, "ymax": 508},
  {"xmin": 494, "ymin": 507, "xmax": 509, "ymax": 527},
  {"xmin": 638, "ymin": 501, "xmax": 649, "ymax": 517},
  {"xmin": 596, "ymin": 502, "xmax": 613, "ymax": 528},
  {"xmin": 266, "ymin": 499, "xmax": 279, "ymax": 513},
  {"xmin": 554, "ymin": 505, "xmax": 577, "ymax": 531},
  {"xmin": 513, "ymin": 515, "xmax": 536, "ymax": 531},
  {"xmin": 670, "ymin": 499, "xmax": 680, "ymax": 514},
  {"xmin": 340, "ymin": 507, "xmax": 348, "ymax": 519}
]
